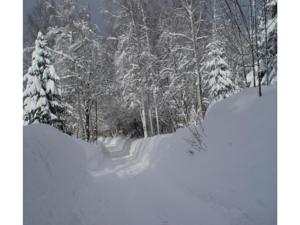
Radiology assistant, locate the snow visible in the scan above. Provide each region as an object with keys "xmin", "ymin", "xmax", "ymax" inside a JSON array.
[
  {"xmin": 23, "ymin": 124, "xmax": 89, "ymax": 225},
  {"xmin": 24, "ymin": 86, "xmax": 276, "ymax": 225}
]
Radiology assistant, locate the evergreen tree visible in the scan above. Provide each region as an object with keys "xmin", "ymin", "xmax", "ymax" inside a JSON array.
[
  {"xmin": 202, "ymin": 39, "xmax": 237, "ymax": 103},
  {"xmin": 23, "ymin": 32, "xmax": 66, "ymax": 131},
  {"xmin": 201, "ymin": 0, "xmax": 237, "ymax": 104}
]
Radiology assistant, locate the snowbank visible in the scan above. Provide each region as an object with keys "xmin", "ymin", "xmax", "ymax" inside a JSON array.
[
  {"xmin": 24, "ymin": 86, "xmax": 277, "ymax": 225},
  {"xmin": 24, "ymin": 124, "xmax": 98, "ymax": 225}
]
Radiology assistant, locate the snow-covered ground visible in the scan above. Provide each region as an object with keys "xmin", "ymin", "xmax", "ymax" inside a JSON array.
[{"xmin": 24, "ymin": 86, "xmax": 277, "ymax": 225}]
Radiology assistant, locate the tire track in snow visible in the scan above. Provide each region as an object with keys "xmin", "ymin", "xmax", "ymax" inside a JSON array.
[{"xmin": 89, "ymin": 135, "xmax": 168, "ymax": 178}]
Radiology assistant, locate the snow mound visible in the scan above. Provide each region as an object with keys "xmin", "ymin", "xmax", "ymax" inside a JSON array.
[
  {"xmin": 24, "ymin": 124, "xmax": 93, "ymax": 225},
  {"xmin": 24, "ymin": 86, "xmax": 276, "ymax": 225}
]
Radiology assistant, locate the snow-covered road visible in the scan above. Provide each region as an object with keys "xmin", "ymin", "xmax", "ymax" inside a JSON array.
[
  {"xmin": 24, "ymin": 86, "xmax": 277, "ymax": 225},
  {"xmin": 86, "ymin": 134, "xmax": 171, "ymax": 178}
]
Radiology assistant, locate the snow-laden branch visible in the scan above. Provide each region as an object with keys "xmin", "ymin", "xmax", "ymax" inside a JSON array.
[
  {"xmin": 196, "ymin": 35, "xmax": 208, "ymax": 40},
  {"xmin": 167, "ymin": 32, "xmax": 193, "ymax": 42}
]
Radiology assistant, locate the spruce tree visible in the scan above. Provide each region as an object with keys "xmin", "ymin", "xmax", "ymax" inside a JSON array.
[
  {"xmin": 202, "ymin": 39, "xmax": 237, "ymax": 103},
  {"xmin": 23, "ymin": 32, "xmax": 66, "ymax": 131},
  {"xmin": 201, "ymin": 0, "xmax": 237, "ymax": 104}
]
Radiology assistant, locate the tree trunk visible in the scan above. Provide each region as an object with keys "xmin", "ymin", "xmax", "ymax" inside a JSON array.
[
  {"xmin": 155, "ymin": 107, "xmax": 159, "ymax": 135},
  {"xmin": 85, "ymin": 105, "xmax": 90, "ymax": 142},
  {"xmin": 241, "ymin": 53, "xmax": 247, "ymax": 85},
  {"xmin": 251, "ymin": 47, "xmax": 256, "ymax": 87},
  {"xmin": 140, "ymin": 1, "xmax": 154, "ymax": 136},
  {"xmin": 250, "ymin": 0, "xmax": 257, "ymax": 87},
  {"xmin": 190, "ymin": 8, "xmax": 203, "ymax": 121},
  {"xmin": 148, "ymin": 107, "xmax": 153, "ymax": 137},
  {"xmin": 154, "ymin": 91, "xmax": 160, "ymax": 135},
  {"xmin": 75, "ymin": 62, "xmax": 85, "ymax": 140},
  {"xmin": 238, "ymin": 30, "xmax": 247, "ymax": 85},
  {"xmin": 95, "ymin": 100, "xmax": 98, "ymax": 143},
  {"xmin": 76, "ymin": 124, "xmax": 79, "ymax": 139},
  {"xmin": 258, "ymin": 78, "xmax": 262, "ymax": 97},
  {"xmin": 253, "ymin": 0, "xmax": 262, "ymax": 96},
  {"xmin": 77, "ymin": 90, "xmax": 85, "ymax": 140},
  {"xmin": 141, "ymin": 102, "xmax": 148, "ymax": 138},
  {"xmin": 171, "ymin": 116, "xmax": 176, "ymax": 132}
]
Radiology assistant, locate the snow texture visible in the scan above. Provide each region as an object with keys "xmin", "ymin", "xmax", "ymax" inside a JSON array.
[{"xmin": 24, "ymin": 86, "xmax": 276, "ymax": 225}]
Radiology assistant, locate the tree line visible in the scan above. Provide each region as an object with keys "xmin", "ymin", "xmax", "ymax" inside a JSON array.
[{"xmin": 23, "ymin": 0, "xmax": 277, "ymax": 141}]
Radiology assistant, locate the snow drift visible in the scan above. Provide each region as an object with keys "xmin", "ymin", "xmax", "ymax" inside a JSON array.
[
  {"xmin": 24, "ymin": 124, "xmax": 89, "ymax": 225},
  {"xmin": 24, "ymin": 86, "xmax": 277, "ymax": 225}
]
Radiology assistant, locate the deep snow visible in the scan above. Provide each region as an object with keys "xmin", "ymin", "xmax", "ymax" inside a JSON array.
[{"xmin": 24, "ymin": 86, "xmax": 277, "ymax": 225}]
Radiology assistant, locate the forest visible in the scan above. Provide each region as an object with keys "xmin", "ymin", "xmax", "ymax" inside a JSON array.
[
  {"xmin": 22, "ymin": 1, "xmax": 278, "ymax": 223},
  {"xmin": 23, "ymin": 0, "xmax": 277, "ymax": 141}
]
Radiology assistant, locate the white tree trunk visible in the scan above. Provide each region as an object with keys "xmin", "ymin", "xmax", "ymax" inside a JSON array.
[
  {"xmin": 148, "ymin": 107, "xmax": 153, "ymax": 136},
  {"xmin": 141, "ymin": 103, "xmax": 148, "ymax": 138},
  {"xmin": 188, "ymin": 4, "xmax": 203, "ymax": 121},
  {"xmin": 75, "ymin": 62, "xmax": 85, "ymax": 140},
  {"xmin": 154, "ymin": 91, "xmax": 160, "ymax": 135},
  {"xmin": 77, "ymin": 90, "xmax": 85, "ymax": 140}
]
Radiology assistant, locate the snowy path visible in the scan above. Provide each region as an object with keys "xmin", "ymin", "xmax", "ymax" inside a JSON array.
[
  {"xmin": 24, "ymin": 86, "xmax": 277, "ymax": 225},
  {"xmin": 87, "ymin": 135, "xmax": 169, "ymax": 178},
  {"xmin": 78, "ymin": 135, "xmax": 234, "ymax": 225}
]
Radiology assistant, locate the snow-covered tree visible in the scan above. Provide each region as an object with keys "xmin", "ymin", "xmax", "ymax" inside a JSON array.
[
  {"xmin": 201, "ymin": 0, "xmax": 237, "ymax": 104},
  {"xmin": 258, "ymin": 0, "xmax": 277, "ymax": 85},
  {"xmin": 153, "ymin": 0, "xmax": 211, "ymax": 128},
  {"xmin": 44, "ymin": 2, "xmax": 106, "ymax": 141},
  {"xmin": 22, "ymin": 0, "xmax": 277, "ymax": 139},
  {"xmin": 202, "ymin": 39, "xmax": 237, "ymax": 103},
  {"xmin": 167, "ymin": 0, "xmax": 207, "ymax": 121},
  {"xmin": 23, "ymin": 32, "xmax": 66, "ymax": 131},
  {"xmin": 111, "ymin": 0, "xmax": 158, "ymax": 138}
]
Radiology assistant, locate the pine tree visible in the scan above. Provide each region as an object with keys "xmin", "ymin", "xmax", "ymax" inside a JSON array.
[
  {"xmin": 202, "ymin": 39, "xmax": 237, "ymax": 103},
  {"xmin": 23, "ymin": 32, "xmax": 66, "ymax": 131},
  {"xmin": 201, "ymin": 0, "xmax": 237, "ymax": 104}
]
